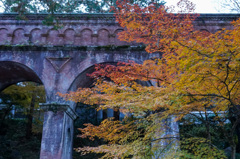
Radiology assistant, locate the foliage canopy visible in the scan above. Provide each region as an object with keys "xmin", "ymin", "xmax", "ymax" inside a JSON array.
[
  {"xmin": 0, "ymin": 0, "xmax": 165, "ymax": 14},
  {"xmin": 57, "ymin": 0, "xmax": 240, "ymax": 158}
]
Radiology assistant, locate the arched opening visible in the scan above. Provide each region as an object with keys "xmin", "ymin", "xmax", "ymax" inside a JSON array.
[
  {"xmin": 68, "ymin": 61, "xmax": 165, "ymax": 158},
  {"xmin": 69, "ymin": 62, "xmax": 121, "ymax": 122},
  {"xmin": 0, "ymin": 61, "xmax": 46, "ymax": 159},
  {"xmin": 69, "ymin": 62, "xmax": 123, "ymax": 159}
]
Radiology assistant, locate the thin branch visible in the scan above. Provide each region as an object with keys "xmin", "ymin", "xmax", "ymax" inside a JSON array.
[{"xmin": 151, "ymin": 136, "xmax": 179, "ymax": 142}]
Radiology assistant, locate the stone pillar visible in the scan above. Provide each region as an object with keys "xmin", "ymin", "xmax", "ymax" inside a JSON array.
[
  {"xmin": 39, "ymin": 103, "xmax": 78, "ymax": 159},
  {"xmin": 152, "ymin": 116, "xmax": 179, "ymax": 159},
  {"xmin": 97, "ymin": 109, "xmax": 103, "ymax": 123},
  {"xmin": 107, "ymin": 108, "xmax": 114, "ymax": 117},
  {"xmin": 119, "ymin": 110, "xmax": 125, "ymax": 121}
]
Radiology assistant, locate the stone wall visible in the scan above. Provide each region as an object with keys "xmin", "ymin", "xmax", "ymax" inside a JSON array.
[
  {"xmin": 0, "ymin": 14, "xmax": 127, "ymax": 46},
  {"xmin": 0, "ymin": 14, "xmax": 239, "ymax": 47}
]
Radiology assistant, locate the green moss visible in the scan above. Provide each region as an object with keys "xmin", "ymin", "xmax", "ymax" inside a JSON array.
[{"xmin": 0, "ymin": 45, "xmax": 145, "ymax": 51}]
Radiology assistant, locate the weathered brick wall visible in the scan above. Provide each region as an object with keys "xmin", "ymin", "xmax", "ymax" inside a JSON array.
[
  {"xmin": 0, "ymin": 14, "xmax": 127, "ymax": 46},
  {"xmin": 0, "ymin": 14, "xmax": 239, "ymax": 46}
]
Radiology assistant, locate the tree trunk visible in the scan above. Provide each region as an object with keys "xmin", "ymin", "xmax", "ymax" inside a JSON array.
[
  {"xmin": 0, "ymin": 104, "xmax": 12, "ymax": 135},
  {"xmin": 231, "ymin": 144, "xmax": 236, "ymax": 159},
  {"xmin": 26, "ymin": 93, "xmax": 36, "ymax": 139},
  {"xmin": 236, "ymin": 124, "xmax": 240, "ymax": 153},
  {"xmin": 204, "ymin": 110, "xmax": 211, "ymax": 143}
]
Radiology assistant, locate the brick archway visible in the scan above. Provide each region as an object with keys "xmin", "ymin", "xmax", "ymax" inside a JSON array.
[{"xmin": 0, "ymin": 61, "xmax": 43, "ymax": 91}]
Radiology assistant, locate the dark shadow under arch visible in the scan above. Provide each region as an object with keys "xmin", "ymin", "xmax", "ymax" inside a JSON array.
[
  {"xmin": 68, "ymin": 62, "xmax": 116, "ymax": 92},
  {"xmin": 0, "ymin": 61, "xmax": 43, "ymax": 92}
]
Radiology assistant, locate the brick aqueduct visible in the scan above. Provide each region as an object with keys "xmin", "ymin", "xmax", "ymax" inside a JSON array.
[{"xmin": 0, "ymin": 13, "xmax": 239, "ymax": 159}]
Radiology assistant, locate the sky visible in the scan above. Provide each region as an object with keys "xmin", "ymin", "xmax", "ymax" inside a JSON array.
[
  {"xmin": 0, "ymin": 0, "xmax": 236, "ymax": 13},
  {"xmin": 165, "ymin": 0, "xmax": 234, "ymax": 13}
]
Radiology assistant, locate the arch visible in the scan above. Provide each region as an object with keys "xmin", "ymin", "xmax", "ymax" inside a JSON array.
[
  {"xmin": 199, "ymin": 29, "xmax": 210, "ymax": 33},
  {"xmin": 0, "ymin": 28, "xmax": 8, "ymax": 45},
  {"xmin": 114, "ymin": 29, "xmax": 126, "ymax": 46},
  {"xmin": 12, "ymin": 28, "xmax": 28, "ymax": 45},
  {"xmin": 68, "ymin": 61, "xmax": 153, "ymax": 94},
  {"xmin": 215, "ymin": 28, "xmax": 224, "ymax": 33},
  {"xmin": 199, "ymin": 29, "xmax": 211, "ymax": 36},
  {"xmin": 47, "ymin": 29, "xmax": 63, "ymax": 45},
  {"xmin": 0, "ymin": 61, "xmax": 43, "ymax": 92},
  {"xmin": 68, "ymin": 64, "xmax": 97, "ymax": 92},
  {"xmin": 63, "ymin": 28, "xmax": 75, "ymax": 45},
  {"xmin": 80, "ymin": 28, "xmax": 92, "ymax": 46},
  {"xmin": 67, "ymin": 50, "xmax": 159, "ymax": 96},
  {"xmin": 199, "ymin": 29, "xmax": 210, "ymax": 32},
  {"xmin": 30, "ymin": 28, "xmax": 42, "ymax": 45},
  {"xmin": 97, "ymin": 28, "xmax": 110, "ymax": 46},
  {"xmin": 69, "ymin": 58, "xmax": 142, "ymax": 92},
  {"xmin": 69, "ymin": 61, "xmax": 150, "ymax": 126},
  {"xmin": 69, "ymin": 62, "xmax": 121, "ymax": 127}
]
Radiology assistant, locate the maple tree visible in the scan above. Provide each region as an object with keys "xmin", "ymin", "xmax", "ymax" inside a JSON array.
[{"xmin": 59, "ymin": 0, "xmax": 240, "ymax": 158}]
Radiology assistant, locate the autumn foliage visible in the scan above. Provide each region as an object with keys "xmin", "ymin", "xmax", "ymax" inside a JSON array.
[{"xmin": 59, "ymin": 0, "xmax": 240, "ymax": 158}]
